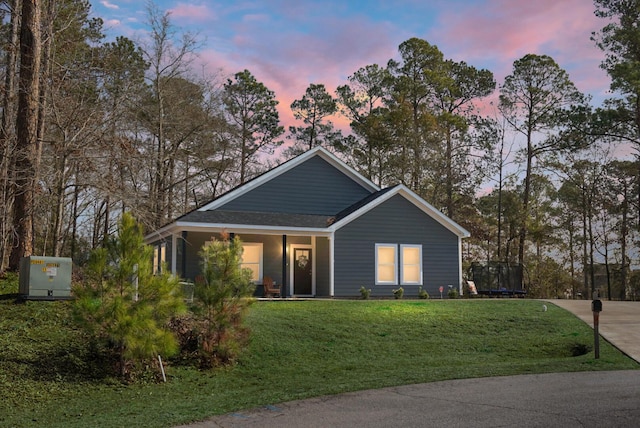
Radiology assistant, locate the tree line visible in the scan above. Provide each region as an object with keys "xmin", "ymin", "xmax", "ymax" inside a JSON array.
[{"xmin": 1, "ymin": 0, "xmax": 639, "ymax": 299}]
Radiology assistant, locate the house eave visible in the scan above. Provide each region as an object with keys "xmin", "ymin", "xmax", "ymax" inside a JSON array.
[{"xmin": 145, "ymin": 221, "xmax": 332, "ymax": 242}]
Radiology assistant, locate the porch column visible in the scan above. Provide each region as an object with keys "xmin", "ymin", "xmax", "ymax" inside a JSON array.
[
  {"xmin": 329, "ymin": 233, "xmax": 334, "ymax": 297},
  {"xmin": 181, "ymin": 231, "xmax": 188, "ymax": 278},
  {"xmin": 281, "ymin": 234, "xmax": 287, "ymax": 298},
  {"xmin": 171, "ymin": 234, "xmax": 178, "ymax": 274},
  {"xmin": 458, "ymin": 236, "xmax": 463, "ymax": 296}
]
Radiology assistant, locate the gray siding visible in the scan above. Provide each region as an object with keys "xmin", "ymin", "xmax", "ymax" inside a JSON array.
[
  {"xmin": 334, "ymin": 195, "xmax": 460, "ymax": 298},
  {"xmin": 180, "ymin": 232, "xmax": 216, "ymax": 280},
  {"xmin": 315, "ymin": 237, "xmax": 330, "ymax": 296},
  {"xmin": 219, "ymin": 156, "xmax": 371, "ymax": 215}
]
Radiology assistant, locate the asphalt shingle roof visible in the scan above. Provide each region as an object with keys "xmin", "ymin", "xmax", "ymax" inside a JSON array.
[
  {"xmin": 179, "ymin": 209, "xmax": 332, "ymax": 228},
  {"xmin": 177, "ymin": 185, "xmax": 400, "ymax": 230}
]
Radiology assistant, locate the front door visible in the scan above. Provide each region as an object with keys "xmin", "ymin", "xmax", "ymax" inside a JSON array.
[{"xmin": 292, "ymin": 246, "xmax": 313, "ymax": 295}]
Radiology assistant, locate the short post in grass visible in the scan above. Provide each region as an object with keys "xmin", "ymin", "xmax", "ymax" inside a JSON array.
[
  {"xmin": 591, "ymin": 296, "xmax": 602, "ymax": 359},
  {"xmin": 439, "ymin": 286, "xmax": 443, "ymax": 299}
]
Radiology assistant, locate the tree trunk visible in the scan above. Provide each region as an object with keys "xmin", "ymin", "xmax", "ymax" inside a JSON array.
[
  {"xmin": 445, "ymin": 126, "xmax": 453, "ymax": 218},
  {"xmin": 581, "ymin": 184, "xmax": 589, "ymax": 296},
  {"xmin": 0, "ymin": 0, "xmax": 21, "ymax": 271},
  {"xmin": 620, "ymin": 179, "xmax": 629, "ymax": 300},
  {"xmin": 52, "ymin": 151, "xmax": 67, "ymax": 256},
  {"xmin": 517, "ymin": 129, "xmax": 534, "ymax": 279},
  {"xmin": 9, "ymin": 0, "xmax": 42, "ymax": 271}
]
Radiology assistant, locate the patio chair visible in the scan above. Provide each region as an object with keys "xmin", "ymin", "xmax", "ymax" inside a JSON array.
[{"xmin": 263, "ymin": 276, "xmax": 280, "ymax": 298}]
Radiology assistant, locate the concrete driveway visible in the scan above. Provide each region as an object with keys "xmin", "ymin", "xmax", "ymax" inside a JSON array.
[
  {"xmin": 546, "ymin": 299, "xmax": 640, "ymax": 363},
  {"xmin": 178, "ymin": 300, "xmax": 640, "ymax": 428}
]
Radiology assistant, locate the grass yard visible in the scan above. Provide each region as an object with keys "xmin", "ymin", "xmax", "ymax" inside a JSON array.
[{"xmin": 0, "ymin": 282, "xmax": 638, "ymax": 427}]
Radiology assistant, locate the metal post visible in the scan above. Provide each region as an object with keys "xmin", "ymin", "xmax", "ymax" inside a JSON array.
[
  {"xmin": 593, "ymin": 310, "xmax": 600, "ymax": 359},
  {"xmin": 591, "ymin": 297, "xmax": 602, "ymax": 359}
]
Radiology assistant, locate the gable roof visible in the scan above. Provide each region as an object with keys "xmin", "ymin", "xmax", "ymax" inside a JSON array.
[
  {"xmin": 328, "ymin": 184, "xmax": 470, "ymax": 239},
  {"xmin": 197, "ymin": 146, "xmax": 379, "ymax": 212},
  {"xmin": 146, "ymin": 148, "xmax": 469, "ymax": 241}
]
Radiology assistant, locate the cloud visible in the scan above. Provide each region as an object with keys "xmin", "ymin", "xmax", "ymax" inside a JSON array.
[
  {"xmin": 101, "ymin": 0, "xmax": 119, "ymax": 10},
  {"xmin": 164, "ymin": 0, "xmax": 614, "ymax": 134},
  {"xmin": 196, "ymin": 6, "xmax": 401, "ymax": 131},
  {"xmin": 430, "ymin": 0, "xmax": 609, "ymax": 98},
  {"xmin": 168, "ymin": 2, "xmax": 216, "ymax": 22},
  {"xmin": 103, "ymin": 19, "xmax": 122, "ymax": 29}
]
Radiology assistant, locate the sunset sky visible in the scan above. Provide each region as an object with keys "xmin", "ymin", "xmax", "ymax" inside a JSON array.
[{"xmin": 92, "ymin": 0, "xmax": 613, "ymax": 132}]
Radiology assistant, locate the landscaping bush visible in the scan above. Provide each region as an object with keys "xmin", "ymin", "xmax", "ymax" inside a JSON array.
[
  {"xmin": 392, "ymin": 287, "xmax": 404, "ymax": 299},
  {"xmin": 418, "ymin": 286, "xmax": 429, "ymax": 299},
  {"xmin": 359, "ymin": 286, "xmax": 371, "ymax": 300},
  {"xmin": 0, "ymin": 271, "xmax": 18, "ymax": 295}
]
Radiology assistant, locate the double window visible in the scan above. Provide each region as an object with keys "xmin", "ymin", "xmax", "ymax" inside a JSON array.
[{"xmin": 375, "ymin": 243, "xmax": 422, "ymax": 286}]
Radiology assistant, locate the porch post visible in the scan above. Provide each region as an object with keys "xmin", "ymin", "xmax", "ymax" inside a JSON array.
[
  {"xmin": 281, "ymin": 234, "xmax": 287, "ymax": 298},
  {"xmin": 171, "ymin": 234, "xmax": 178, "ymax": 274},
  {"xmin": 458, "ymin": 236, "xmax": 463, "ymax": 296},
  {"xmin": 329, "ymin": 233, "xmax": 335, "ymax": 297},
  {"xmin": 181, "ymin": 231, "xmax": 188, "ymax": 278}
]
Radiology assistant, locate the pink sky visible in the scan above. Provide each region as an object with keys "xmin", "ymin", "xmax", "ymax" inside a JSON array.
[{"xmin": 96, "ymin": 0, "xmax": 613, "ymax": 134}]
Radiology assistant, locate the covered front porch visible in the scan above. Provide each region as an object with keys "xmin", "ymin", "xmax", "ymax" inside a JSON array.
[{"xmin": 151, "ymin": 226, "xmax": 334, "ymax": 298}]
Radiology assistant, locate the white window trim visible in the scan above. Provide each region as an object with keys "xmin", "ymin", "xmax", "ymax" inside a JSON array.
[
  {"xmin": 153, "ymin": 246, "xmax": 159, "ymax": 275},
  {"xmin": 400, "ymin": 244, "xmax": 423, "ymax": 285},
  {"xmin": 375, "ymin": 243, "xmax": 398, "ymax": 285},
  {"xmin": 153, "ymin": 243, "xmax": 166, "ymax": 274},
  {"xmin": 241, "ymin": 242, "xmax": 263, "ymax": 283}
]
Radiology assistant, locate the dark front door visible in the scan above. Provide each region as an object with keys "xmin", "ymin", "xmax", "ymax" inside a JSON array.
[{"xmin": 293, "ymin": 247, "xmax": 312, "ymax": 295}]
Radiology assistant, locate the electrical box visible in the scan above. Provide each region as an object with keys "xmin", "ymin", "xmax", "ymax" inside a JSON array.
[{"xmin": 19, "ymin": 256, "xmax": 73, "ymax": 300}]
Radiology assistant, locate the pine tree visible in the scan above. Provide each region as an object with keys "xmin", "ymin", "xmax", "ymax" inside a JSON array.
[
  {"xmin": 193, "ymin": 235, "xmax": 254, "ymax": 368},
  {"xmin": 72, "ymin": 212, "xmax": 185, "ymax": 380}
]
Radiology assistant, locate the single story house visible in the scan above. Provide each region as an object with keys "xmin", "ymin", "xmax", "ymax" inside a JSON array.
[{"xmin": 145, "ymin": 146, "xmax": 470, "ymax": 298}]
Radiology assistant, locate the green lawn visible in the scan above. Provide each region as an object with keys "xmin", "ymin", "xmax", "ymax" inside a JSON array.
[{"xmin": 0, "ymin": 290, "xmax": 637, "ymax": 428}]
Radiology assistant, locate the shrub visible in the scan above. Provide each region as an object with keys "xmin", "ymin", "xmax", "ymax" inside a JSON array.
[
  {"xmin": 418, "ymin": 287, "xmax": 429, "ymax": 299},
  {"xmin": 0, "ymin": 271, "xmax": 18, "ymax": 295},
  {"xmin": 359, "ymin": 286, "xmax": 371, "ymax": 300},
  {"xmin": 392, "ymin": 287, "xmax": 404, "ymax": 299},
  {"xmin": 448, "ymin": 288, "xmax": 459, "ymax": 299}
]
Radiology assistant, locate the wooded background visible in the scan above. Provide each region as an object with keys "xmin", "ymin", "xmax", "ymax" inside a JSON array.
[{"xmin": 1, "ymin": 0, "xmax": 639, "ymax": 300}]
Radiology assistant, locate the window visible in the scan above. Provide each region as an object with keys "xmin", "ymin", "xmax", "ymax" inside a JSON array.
[
  {"xmin": 153, "ymin": 243, "xmax": 166, "ymax": 274},
  {"xmin": 241, "ymin": 243, "xmax": 263, "ymax": 282},
  {"xmin": 375, "ymin": 243, "xmax": 423, "ymax": 286},
  {"xmin": 401, "ymin": 244, "xmax": 422, "ymax": 285},
  {"xmin": 375, "ymin": 244, "xmax": 397, "ymax": 285}
]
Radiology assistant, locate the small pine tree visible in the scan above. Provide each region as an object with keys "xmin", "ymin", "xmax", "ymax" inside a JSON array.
[
  {"xmin": 193, "ymin": 235, "xmax": 255, "ymax": 368},
  {"xmin": 72, "ymin": 213, "xmax": 186, "ymax": 380}
]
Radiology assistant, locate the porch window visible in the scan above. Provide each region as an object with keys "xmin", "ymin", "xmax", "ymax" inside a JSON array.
[
  {"xmin": 400, "ymin": 244, "xmax": 422, "ymax": 285},
  {"xmin": 375, "ymin": 244, "xmax": 397, "ymax": 285},
  {"xmin": 153, "ymin": 243, "xmax": 166, "ymax": 274},
  {"xmin": 241, "ymin": 243, "xmax": 263, "ymax": 282}
]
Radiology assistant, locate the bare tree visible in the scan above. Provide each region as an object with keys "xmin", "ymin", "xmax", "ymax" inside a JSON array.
[
  {"xmin": 0, "ymin": 0, "xmax": 21, "ymax": 271},
  {"xmin": 9, "ymin": 0, "xmax": 41, "ymax": 270}
]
